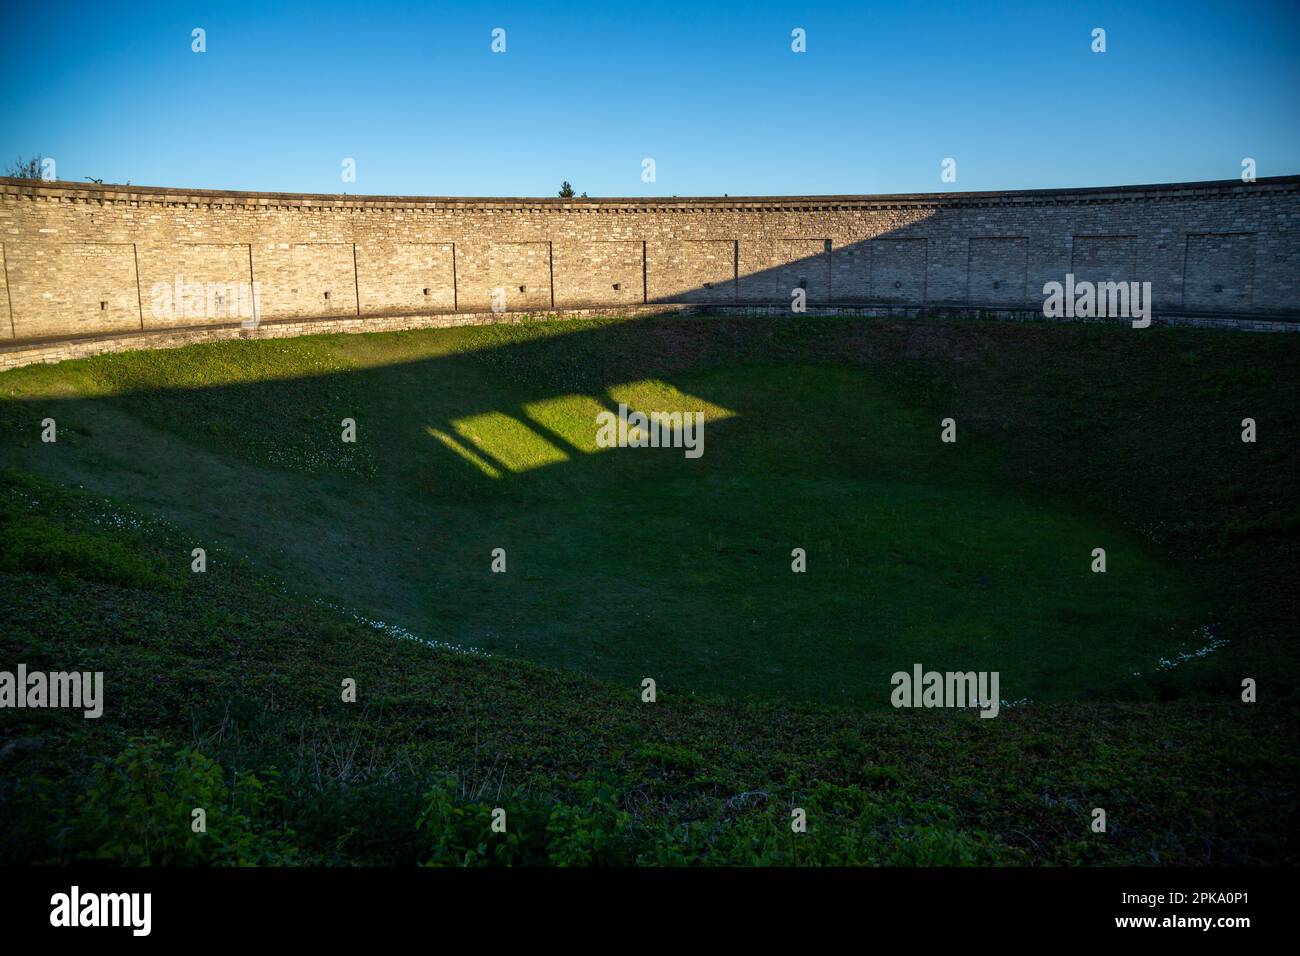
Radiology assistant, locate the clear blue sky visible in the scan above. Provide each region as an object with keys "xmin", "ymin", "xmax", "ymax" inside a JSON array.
[{"xmin": 1, "ymin": 0, "xmax": 1296, "ymax": 196}]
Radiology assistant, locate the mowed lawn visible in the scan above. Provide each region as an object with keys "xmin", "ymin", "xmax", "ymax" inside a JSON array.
[{"xmin": 1, "ymin": 314, "xmax": 1271, "ymax": 707}]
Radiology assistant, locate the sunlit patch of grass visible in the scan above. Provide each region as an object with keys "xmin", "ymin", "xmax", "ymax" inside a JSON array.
[
  {"xmin": 522, "ymin": 394, "xmax": 610, "ymax": 453},
  {"xmin": 450, "ymin": 412, "xmax": 570, "ymax": 473},
  {"xmin": 605, "ymin": 379, "xmax": 736, "ymax": 425},
  {"xmin": 427, "ymin": 427, "xmax": 502, "ymax": 479}
]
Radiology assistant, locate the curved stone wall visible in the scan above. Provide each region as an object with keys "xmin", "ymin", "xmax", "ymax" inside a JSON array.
[{"xmin": 1, "ymin": 175, "xmax": 1296, "ymax": 348}]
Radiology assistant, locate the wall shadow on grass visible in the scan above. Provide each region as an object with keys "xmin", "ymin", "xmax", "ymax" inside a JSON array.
[{"xmin": 0, "ymin": 311, "xmax": 1217, "ymax": 707}]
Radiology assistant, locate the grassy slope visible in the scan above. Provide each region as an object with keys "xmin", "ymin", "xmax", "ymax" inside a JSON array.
[
  {"xmin": 1, "ymin": 315, "xmax": 1297, "ymax": 865},
  {"xmin": 0, "ymin": 317, "xmax": 1241, "ymax": 704}
]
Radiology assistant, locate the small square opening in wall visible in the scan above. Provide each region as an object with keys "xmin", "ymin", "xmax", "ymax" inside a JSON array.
[
  {"xmin": 423, "ymin": 288, "xmax": 430, "ymax": 296},
  {"xmin": 519, "ymin": 285, "xmax": 526, "ymax": 293},
  {"xmin": 99, "ymin": 301, "xmax": 107, "ymax": 311},
  {"xmin": 324, "ymin": 291, "xmax": 331, "ymax": 300},
  {"xmin": 612, "ymin": 282, "xmax": 620, "ymax": 291}
]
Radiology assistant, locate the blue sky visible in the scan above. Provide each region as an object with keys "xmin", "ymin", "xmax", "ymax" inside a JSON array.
[{"xmin": 1, "ymin": 0, "xmax": 1296, "ymax": 196}]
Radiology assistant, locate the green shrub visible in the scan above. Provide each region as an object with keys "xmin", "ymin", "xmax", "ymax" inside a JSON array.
[
  {"xmin": 545, "ymin": 780, "xmax": 633, "ymax": 866},
  {"xmin": 415, "ymin": 777, "xmax": 551, "ymax": 866},
  {"xmin": 415, "ymin": 777, "xmax": 633, "ymax": 866},
  {"xmin": 52, "ymin": 739, "xmax": 297, "ymax": 865}
]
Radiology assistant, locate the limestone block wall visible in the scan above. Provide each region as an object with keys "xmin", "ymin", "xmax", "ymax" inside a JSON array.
[
  {"xmin": 553, "ymin": 240, "xmax": 644, "ymax": 308},
  {"xmin": 0, "ymin": 175, "xmax": 1296, "ymax": 344},
  {"xmin": 356, "ymin": 241, "xmax": 455, "ymax": 314}
]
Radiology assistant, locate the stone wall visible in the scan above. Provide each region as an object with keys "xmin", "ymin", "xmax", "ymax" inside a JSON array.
[{"xmin": 1, "ymin": 176, "xmax": 1296, "ymax": 345}]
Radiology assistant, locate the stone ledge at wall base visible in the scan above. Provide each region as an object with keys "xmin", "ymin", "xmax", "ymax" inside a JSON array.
[
  {"xmin": 708, "ymin": 303, "xmax": 1300, "ymax": 330},
  {"xmin": 0, "ymin": 302, "xmax": 1296, "ymax": 372},
  {"xmin": 0, "ymin": 306, "xmax": 693, "ymax": 371}
]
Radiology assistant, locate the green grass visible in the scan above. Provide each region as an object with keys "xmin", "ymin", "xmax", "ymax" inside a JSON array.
[
  {"xmin": 0, "ymin": 318, "xmax": 1235, "ymax": 704},
  {"xmin": 1, "ymin": 315, "xmax": 1297, "ymax": 865}
]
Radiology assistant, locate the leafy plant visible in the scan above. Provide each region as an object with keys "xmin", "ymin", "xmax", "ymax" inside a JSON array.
[{"xmin": 51, "ymin": 739, "xmax": 297, "ymax": 865}]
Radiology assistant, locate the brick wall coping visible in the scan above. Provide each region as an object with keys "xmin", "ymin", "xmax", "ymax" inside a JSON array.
[{"xmin": 3, "ymin": 176, "xmax": 1297, "ymax": 213}]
